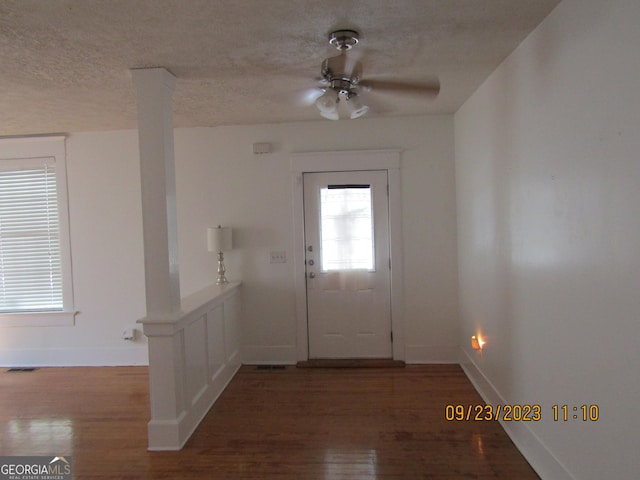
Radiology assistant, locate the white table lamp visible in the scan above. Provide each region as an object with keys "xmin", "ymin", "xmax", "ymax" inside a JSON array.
[{"xmin": 207, "ymin": 226, "xmax": 233, "ymax": 285}]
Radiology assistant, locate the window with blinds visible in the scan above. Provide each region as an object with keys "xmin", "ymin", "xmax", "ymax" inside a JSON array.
[
  {"xmin": 319, "ymin": 185, "xmax": 375, "ymax": 271},
  {"xmin": 0, "ymin": 159, "xmax": 63, "ymax": 312},
  {"xmin": 0, "ymin": 136, "xmax": 74, "ymax": 326}
]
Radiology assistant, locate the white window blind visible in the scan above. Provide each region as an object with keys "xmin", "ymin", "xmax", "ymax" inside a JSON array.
[
  {"xmin": 320, "ymin": 185, "xmax": 375, "ymax": 271},
  {"xmin": 0, "ymin": 158, "xmax": 63, "ymax": 313}
]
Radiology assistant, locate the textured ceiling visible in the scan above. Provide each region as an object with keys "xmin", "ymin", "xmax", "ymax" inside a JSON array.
[{"xmin": 0, "ymin": 0, "xmax": 561, "ymax": 136}]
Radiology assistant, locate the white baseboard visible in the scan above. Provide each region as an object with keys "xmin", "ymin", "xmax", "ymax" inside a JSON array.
[
  {"xmin": 0, "ymin": 346, "xmax": 149, "ymax": 367},
  {"xmin": 405, "ymin": 345, "xmax": 459, "ymax": 363},
  {"xmin": 242, "ymin": 345, "xmax": 297, "ymax": 364},
  {"xmin": 459, "ymin": 347, "xmax": 574, "ymax": 480}
]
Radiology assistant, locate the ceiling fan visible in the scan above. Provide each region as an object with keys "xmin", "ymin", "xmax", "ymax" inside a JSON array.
[{"xmin": 307, "ymin": 29, "xmax": 440, "ymax": 120}]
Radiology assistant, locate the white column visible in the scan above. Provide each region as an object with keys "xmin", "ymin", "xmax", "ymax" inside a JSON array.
[
  {"xmin": 131, "ymin": 68, "xmax": 181, "ymax": 319},
  {"xmin": 132, "ymin": 68, "xmax": 186, "ymax": 446}
]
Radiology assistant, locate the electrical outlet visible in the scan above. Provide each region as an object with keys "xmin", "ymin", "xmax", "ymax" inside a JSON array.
[
  {"xmin": 270, "ymin": 251, "xmax": 287, "ymax": 264},
  {"xmin": 122, "ymin": 328, "xmax": 135, "ymax": 341}
]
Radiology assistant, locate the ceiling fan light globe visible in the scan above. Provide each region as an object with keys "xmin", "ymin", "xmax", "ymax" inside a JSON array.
[
  {"xmin": 315, "ymin": 89, "xmax": 339, "ymax": 113},
  {"xmin": 347, "ymin": 96, "xmax": 369, "ymax": 119},
  {"xmin": 319, "ymin": 109, "xmax": 339, "ymax": 120},
  {"xmin": 350, "ymin": 104, "xmax": 369, "ymax": 119}
]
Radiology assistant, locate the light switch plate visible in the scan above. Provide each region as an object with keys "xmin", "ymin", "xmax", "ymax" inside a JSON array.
[{"xmin": 270, "ymin": 251, "xmax": 287, "ymax": 264}]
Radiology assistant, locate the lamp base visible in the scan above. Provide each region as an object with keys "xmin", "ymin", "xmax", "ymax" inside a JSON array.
[{"xmin": 216, "ymin": 252, "xmax": 229, "ymax": 285}]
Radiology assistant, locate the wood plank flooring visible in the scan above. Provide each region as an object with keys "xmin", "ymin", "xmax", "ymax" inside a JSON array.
[{"xmin": 0, "ymin": 365, "xmax": 540, "ymax": 479}]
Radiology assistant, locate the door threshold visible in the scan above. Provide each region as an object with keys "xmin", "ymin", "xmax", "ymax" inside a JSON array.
[{"xmin": 297, "ymin": 359, "xmax": 405, "ymax": 369}]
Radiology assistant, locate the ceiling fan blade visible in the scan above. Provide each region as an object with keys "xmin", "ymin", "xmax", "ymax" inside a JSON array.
[
  {"xmin": 356, "ymin": 89, "xmax": 393, "ymax": 115},
  {"xmin": 359, "ymin": 79, "xmax": 440, "ymax": 98}
]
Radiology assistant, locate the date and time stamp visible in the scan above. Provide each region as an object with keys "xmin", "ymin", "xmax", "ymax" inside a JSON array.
[{"xmin": 445, "ymin": 404, "xmax": 599, "ymax": 422}]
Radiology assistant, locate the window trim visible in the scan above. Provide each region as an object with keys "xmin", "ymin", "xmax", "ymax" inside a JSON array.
[{"xmin": 0, "ymin": 136, "xmax": 76, "ymax": 327}]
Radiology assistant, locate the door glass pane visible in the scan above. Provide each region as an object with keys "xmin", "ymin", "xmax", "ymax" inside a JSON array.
[{"xmin": 320, "ymin": 185, "xmax": 374, "ymax": 271}]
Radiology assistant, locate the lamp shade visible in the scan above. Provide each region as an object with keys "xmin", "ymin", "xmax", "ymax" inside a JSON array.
[{"xmin": 207, "ymin": 226, "xmax": 232, "ymax": 252}]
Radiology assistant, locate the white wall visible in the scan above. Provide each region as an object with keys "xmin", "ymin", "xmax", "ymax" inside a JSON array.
[
  {"xmin": 0, "ymin": 131, "xmax": 148, "ymax": 366},
  {"xmin": 174, "ymin": 115, "xmax": 459, "ymax": 363},
  {"xmin": 0, "ymin": 114, "xmax": 459, "ymax": 366},
  {"xmin": 455, "ymin": 0, "xmax": 640, "ymax": 478}
]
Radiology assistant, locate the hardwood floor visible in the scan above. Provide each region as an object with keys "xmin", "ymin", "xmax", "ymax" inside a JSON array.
[{"xmin": 0, "ymin": 365, "xmax": 540, "ymax": 479}]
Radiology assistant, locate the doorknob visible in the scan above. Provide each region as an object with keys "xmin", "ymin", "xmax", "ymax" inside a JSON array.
[
  {"xmin": 308, "ymin": 259, "xmax": 315, "ymax": 266},
  {"xmin": 308, "ymin": 272, "xmax": 316, "ymax": 278}
]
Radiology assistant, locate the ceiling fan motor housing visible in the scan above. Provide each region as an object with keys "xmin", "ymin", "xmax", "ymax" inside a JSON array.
[
  {"xmin": 321, "ymin": 56, "xmax": 362, "ymax": 89},
  {"xmin": 321, "ymin": 30, "xmax": 364, "ymax": 100}
]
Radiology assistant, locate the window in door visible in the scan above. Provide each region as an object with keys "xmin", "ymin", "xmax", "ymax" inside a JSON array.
[{"xmin": 319, "ymin": 184, "xmax": 374, "ymax": 272}]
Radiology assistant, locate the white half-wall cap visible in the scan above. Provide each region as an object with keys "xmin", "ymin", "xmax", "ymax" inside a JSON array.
[
  {"xmin": 252, "ymin": 142, "xmax": 272, "ymax": 154},
  {"xmin": 207, "ymin": 226, "xmax": 233, "ymax": 252}
]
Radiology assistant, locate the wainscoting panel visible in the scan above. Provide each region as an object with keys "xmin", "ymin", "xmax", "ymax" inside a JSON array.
[{"xmin": 139, "ymin": 282, "xmax": 242, "ymax": 450}]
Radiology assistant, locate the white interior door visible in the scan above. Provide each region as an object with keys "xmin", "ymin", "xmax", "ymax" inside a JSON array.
[{"xmin": 303, "ymin": 170, "xmax": 392, "ymax": 359}]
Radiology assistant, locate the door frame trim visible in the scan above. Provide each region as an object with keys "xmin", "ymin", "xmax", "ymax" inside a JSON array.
[{"xmin": 291, "ymin": 150, "xmax": 405, "ymax": 362}]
